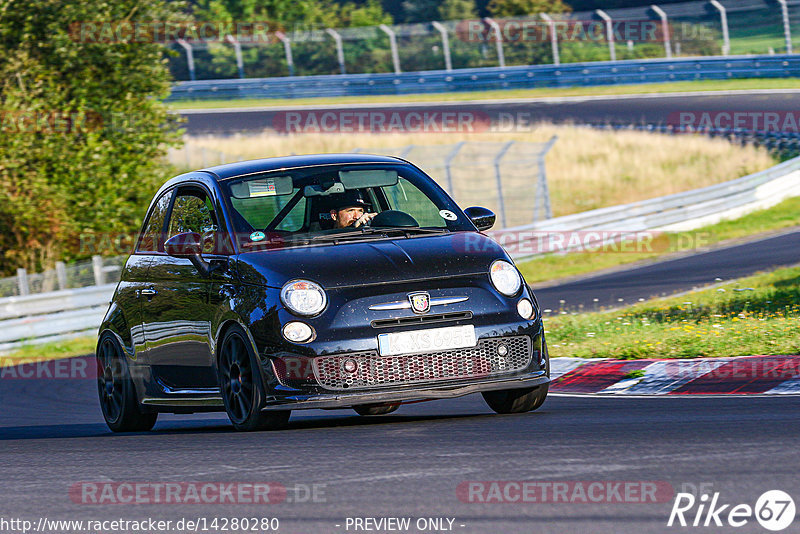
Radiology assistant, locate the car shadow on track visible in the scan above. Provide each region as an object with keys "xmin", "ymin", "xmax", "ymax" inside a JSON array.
[{"xmin": 0, "ymin": 412, "xmax": 511, "ymax": 440}]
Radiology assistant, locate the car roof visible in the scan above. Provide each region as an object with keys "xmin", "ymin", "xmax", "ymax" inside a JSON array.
[{"xmin": 201, "ymin": 153, "xmax": 407, "ymax": 180}]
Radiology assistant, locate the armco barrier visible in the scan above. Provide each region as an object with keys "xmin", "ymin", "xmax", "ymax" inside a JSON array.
[
  {"xmin": 168, "ymin": 54, "xmax": 800, "ymax": 101},
  {"xmin": 494, "ymin": 154, "xmax": 800, "ymax": 259},
  {"xmin": 0, "ymin": 284, "xmax": 115, "ymax": 353},
  {"xmin": 1, "ymin": 154, "xmax": 798, "ymax": 351}
]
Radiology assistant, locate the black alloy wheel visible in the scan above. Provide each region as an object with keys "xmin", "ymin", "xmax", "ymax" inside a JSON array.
[
  {"xmin": 482, "ymin": 383, "xmax": 549, "ymax": 414},
  {"xmin": 218, "ymin": 327, "xmax": 290, "ymax": 431},
  {"xmin": 97, "ymin": 335, "xmax": 157, "ymax": 432},
  {"xmin": 353, "ymin": 403, "xmax": 400, "ymax": 416}
]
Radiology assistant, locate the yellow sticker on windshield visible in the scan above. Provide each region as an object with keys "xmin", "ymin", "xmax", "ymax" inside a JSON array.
[{"xmin": 249, "ymin": 179, "xmax": 277, "ymax": 197}]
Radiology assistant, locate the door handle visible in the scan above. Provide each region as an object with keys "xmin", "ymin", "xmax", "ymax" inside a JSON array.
[{"xmin": 139, "ymin": 288, "xmax": 158, "ymax": 299}]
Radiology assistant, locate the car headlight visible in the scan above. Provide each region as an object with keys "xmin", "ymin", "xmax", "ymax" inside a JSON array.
[
  {"xmin": 490, "ymin": 260, "xmax": 522, "ymax": 296},
  {"xmin": 280, "ymin": 279, "xmax": 327, "ymax": 316}
]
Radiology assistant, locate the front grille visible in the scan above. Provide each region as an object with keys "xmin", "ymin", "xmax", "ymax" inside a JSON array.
[
  {"xmin": 371, "ymin": 311, "xmax": 473, "ymax": 328},
  {"xmin": 312, "ymin": 336, "xmax": 532, "ymax": 391}
]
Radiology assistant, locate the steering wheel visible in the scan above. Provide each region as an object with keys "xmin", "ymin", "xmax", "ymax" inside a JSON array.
[{"xmin": 370, "ymin": 210, "xmax": 419, "ymax": 228}]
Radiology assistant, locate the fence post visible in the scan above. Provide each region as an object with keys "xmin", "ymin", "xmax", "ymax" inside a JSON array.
[
  {"xmin": 225, "ymin": 35, "xmax": 245, "ymax": 79},
  {"xmin": 176, "ymin": 39, "xmax": 196, "ymax": 81},
  {"xmin": 275, "ymin": 31, "xmax": 295, "ymax": 76},
  {"xmin": 650, "ymin": 5, "xmax": 672, "ymax": 58},
  {"xmin": 595, "ymin": 10, "xmax": 616, "ymax": 61},
  {"xmin": 537, "ymin": 136, "xmax": 557, "ymax": 221},
  {"xmin": 16, "ymin": 268, "xmax": 29, "ymax": 296},
  {"xmin": 710, "ymin": 0, "xmax": 730, "ymax": 56},
  {"xmin": 92, "ymin": 256, "xmax": 106, "ymax": 286},
  {"xmin": 540, "ymin": 13, "xmax": 560, "ymax": 65},
  {"xmin": 777, "ymin": 0, "xmax": 793, "ymax": 54},
  {"xmin": 379, "ymin": 24, "xmax": 402, "ymax": 74},
  {"xmin": 483, "ymin": 18, "xmax": 506, "ymax": 68},
  {"xmin": 493, "ymin": 141, "xmax": 514, "ymax": 228},
  {"xmin": 325, "ymin": 28, "xmax": 346, "ymax": 74},
  {"xmin": 56, "ymin": 261, "xmax": 67, "ymax": 291},
  {"xmin": 432, "ymin": 21, "xmax": 453, "ymax": 71},
  {"xmin": 443, "ymin": 141, "xmax": 465, "ymax": 195}
]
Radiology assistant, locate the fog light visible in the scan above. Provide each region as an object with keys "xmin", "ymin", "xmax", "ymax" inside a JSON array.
[
  {"xmin": 282, "ymin": 321, "xmax": 314, "ymax": 343},
  {"xmin": 343, "ymin": 359, "xmax": 358, "ymax": 373},
  {"xmin": 517, "ymin": 298, "xmax": 535, "ymax": 320},
  {"xmin": 497, "ymin": 344, "xmax": 508, "ymax": 356}
]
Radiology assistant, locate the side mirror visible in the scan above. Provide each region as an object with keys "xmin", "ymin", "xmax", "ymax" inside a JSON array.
[
  {"xmin": 164, "ymin": 232, "xmax": 223, "ymax": 277},
  {"xmin": 464, "ymin": 206, "xmax": 496, "ymax": 231},
  {"xmin": 165, "ymin": 232, "xmax": 203, "ymax": 258}
]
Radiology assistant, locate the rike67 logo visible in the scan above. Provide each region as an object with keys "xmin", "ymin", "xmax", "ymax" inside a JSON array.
[{"xmin": 668, "ymin": 490, "xmax": 795, "ymax": 531}]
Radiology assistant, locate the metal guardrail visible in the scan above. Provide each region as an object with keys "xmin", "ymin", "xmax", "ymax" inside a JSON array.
[
  {"xmin": 168, "ymin": 54, "xmax": 800, "ymax": 101},
  {"xmin": 494, "ymin": 153, "xmax": 800, "ymax": 259},
  {"xmin": 0, "ymin": 284, "xmax": 116, "ymax": 353},
  {"xmin": 1, "ymin": 152, "xmax": 798, "ymax": 352}
]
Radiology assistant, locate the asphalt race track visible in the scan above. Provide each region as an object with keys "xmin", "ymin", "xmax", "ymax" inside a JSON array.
[
  {"xmin": 2, "ymin": 90, "xmax": 798, "ymax": 533},
  {"xmin": 2, "ymin": 371, "xmax": 799, "ymax": 534},
  {"xmin": 2, "ymin": 229, "xmax": 799, "ymax": 533},
  {"xmin": 533, "ymin": 228, "xmax": 800, "ymax": 313},
  {"xmin": 178, "ymin": 90, "xmax": 800, "ymax": 135}
]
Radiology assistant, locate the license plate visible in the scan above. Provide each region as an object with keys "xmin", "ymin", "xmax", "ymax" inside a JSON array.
[{"xmin": 377, "ymin": 325, "xmax": 476, "ymax": 356}]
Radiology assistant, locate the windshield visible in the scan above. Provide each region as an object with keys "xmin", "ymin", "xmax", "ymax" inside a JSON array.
[{"xmin": 222, "ymin": 164, "xmax": 472, "ymax": 250}]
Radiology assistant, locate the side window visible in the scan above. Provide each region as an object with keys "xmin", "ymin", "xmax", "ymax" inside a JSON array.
[
  {"xmin": 137, "ymin": 190, "xmax": 173, "ymax": 253},
  {"xmin": 167, "ymin": 188, "xmax": 219, "ymax": 253},
  {"xmin": 383, "ymin": 178, "xmax": 446, "ymax": 228}
]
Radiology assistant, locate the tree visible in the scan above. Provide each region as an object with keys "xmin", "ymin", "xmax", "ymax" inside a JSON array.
[
  {"xmin": 399, "ymin": 0, "xmax": 441, "ymax": 23},
  {"xmin": 0, "ymin": 0, "xmax": 182, "ymax": 274},
  {"xmin": 439, "ymin": 0, "xmax": 478, "ymax": 21},
  {"xmin": 487, "ymin": 0, "xmax": 570, "ymax": 17}
]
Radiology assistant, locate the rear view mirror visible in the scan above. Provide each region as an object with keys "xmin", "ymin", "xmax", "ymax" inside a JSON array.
[
  {"xmin": 338, "ymin": 169, "xmax": 398, "ymax": 189},
  {"xmin": 304, "ymin": 182, "xmax": 345, "ymax": 197},
  {"xmin": 464, "ymin": 206, "xmax": 496, "ymax": 231}
]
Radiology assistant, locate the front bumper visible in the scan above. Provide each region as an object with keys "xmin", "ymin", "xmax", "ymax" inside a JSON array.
[{"xmin": 260, "ymin": 369, "xmax": 549, "ymax": 411}]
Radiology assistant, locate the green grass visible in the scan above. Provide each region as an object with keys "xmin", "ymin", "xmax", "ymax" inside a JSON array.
[
  {"xmin": 0, "ymin": 336, "xmax": 96, "ymax": 366},
  {"xmin": 169, "ymin": 78, "xmax": 800, "ymax": 110},
  {"xmin": 519, "ymin": 195, "xmax": 800, "ymax": 285},
  {"xmin": 545, "ymin": 265, "xmax": 800, "ymax": 360}
]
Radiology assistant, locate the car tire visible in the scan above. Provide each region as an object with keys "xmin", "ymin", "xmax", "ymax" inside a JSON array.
[
  {"xmin": 353, "ymin": 403, "xmax": 400, "ymax": 416},
  {"xmin": 97, "ymin": 334, "xmax": 158, "ymax": 432},
  {"xmin": 482, "ymin": 383, "xmax": 549, "ymax": 414},
  {"xmin": 218, "ymin": 326, "xmax": 290, "ymax": 432}
]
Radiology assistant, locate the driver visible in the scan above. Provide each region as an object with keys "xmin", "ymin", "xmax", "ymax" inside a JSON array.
[{"xmin": 329, "ymin": 191, "xmax": 377, "ymax": 228}]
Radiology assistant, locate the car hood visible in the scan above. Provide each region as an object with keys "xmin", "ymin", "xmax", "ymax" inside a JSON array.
[{"xmin": 236, "ymin": 232, "xmax": 508, "ymax": 289}]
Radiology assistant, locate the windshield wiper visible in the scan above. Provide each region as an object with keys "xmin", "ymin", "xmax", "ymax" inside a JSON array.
[
  {"xmin": 311, "ymin": 227, "xmax": 389, "ymax": 242},
  {"xmin": 312, "ymin": 226, "xmax": 450, "ymax": 242}
]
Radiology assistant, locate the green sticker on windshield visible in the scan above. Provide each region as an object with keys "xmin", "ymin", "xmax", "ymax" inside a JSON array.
[{"xmin": 250, "ymin": 231, "xmax": 266, "ymax": 242}]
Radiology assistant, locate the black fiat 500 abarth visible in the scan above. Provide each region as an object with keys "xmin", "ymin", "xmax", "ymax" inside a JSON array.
[{"xmin": 97, "ymin": 154, "xmax": 549, "ymax": 432}]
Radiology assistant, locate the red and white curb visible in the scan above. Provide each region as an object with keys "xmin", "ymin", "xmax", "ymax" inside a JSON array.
[{"xmin": 549, "ymin": 355, "xmax": 800, "ymax": 395}]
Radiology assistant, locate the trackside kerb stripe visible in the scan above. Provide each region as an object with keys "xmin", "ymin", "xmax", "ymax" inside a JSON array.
[
  {"xmin": 669, "ymin": 355, "xmax": 800, "ymax": 395},
  {"xmin": 551, "ymin": 360, "xmax": 653, "ymax": 394}
]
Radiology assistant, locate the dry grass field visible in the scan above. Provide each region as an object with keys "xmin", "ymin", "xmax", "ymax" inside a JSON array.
[{"xmin": 178, "ymin": 125, "xmax": 776, "ymax": 218}]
